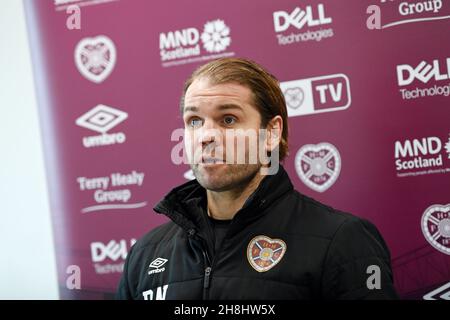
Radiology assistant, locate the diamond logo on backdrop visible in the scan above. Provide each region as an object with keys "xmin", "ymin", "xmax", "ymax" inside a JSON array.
[
  {"xmin": 284, "ymin": 87, "xmax": 304, "ymax": 109},
  {"xmin": 76, "ymin": 105, "xmax": 128, "ymax": 134},
  {"xmin": 295, "ymin": 143, "xmax": 341, "ymax": 192},
  {"xmin": 201, "ymin": 19, "xmax": 231, "ymax": 53},
  {"xmin": 423, "ymin": 282, "xmax": 450, "ymax": 300},
  {"xmin": 75, "ymin": 35, "xmax": 117, "ymax": 83},
  {"xmin": 421, "ymin": 204, "xmax": 450, "ymax": 255}
]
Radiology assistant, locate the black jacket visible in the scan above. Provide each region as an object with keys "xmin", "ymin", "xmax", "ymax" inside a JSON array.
[{"xmin": 117, "ymin": 166, "xmax": 398, "ymax": 300}]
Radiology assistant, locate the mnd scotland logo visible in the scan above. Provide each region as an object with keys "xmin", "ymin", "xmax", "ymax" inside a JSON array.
[
  {"xmin": 394, "ymin": 134, "xmax": 450, "ymax": 177},
  {"xmin": 159, "ymin": 19, "xmax": 234, "ymax": 68}
]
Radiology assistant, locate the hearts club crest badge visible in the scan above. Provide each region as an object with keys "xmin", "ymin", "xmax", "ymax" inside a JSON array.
[
  {"xmin": 295, "ymin": 142, "xmax": 341, "ymax": 193},
  {"xmin": 284, "ymin": 87, "xmax": 304, "ymax": 110},
  {"xmin": 247, "ymin": 235, "xmax": 287, "ymax": 272},
  {"xmin": 421, "ymin": 204, "xmax": 450, "ymax": 255},
  {"xmin": 75, "ymin": 35, "xmax": 116, "ymax": 83}
]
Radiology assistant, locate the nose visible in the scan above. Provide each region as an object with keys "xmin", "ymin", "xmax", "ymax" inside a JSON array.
[
  {"xmin": 197, "ymin": 119, "xmax": 221, "ymax": 147},
  {"xmin": 188, "ymin": 119, "xmax": 225, "ymax": 164}
]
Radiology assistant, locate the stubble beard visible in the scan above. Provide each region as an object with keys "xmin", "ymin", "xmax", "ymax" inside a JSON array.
[{"xmin": 191, "ymin": 163, "xmax": 262, "ymax": 192}]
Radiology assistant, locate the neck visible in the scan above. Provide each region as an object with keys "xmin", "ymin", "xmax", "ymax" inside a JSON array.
[{"xmin": 206, "ymin": 168, "xmax": 266, "ymax": 220}]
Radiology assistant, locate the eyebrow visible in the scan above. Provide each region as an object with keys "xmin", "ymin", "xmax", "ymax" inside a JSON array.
[{"xmin": 183, "ymin": 104, "xmax": 244, "ymax": 114}]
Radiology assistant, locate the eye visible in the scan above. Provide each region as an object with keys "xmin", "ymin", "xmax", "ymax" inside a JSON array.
[
  {"xmin": 223, "ymin": 116, "xmax": 237, "ymax": 126},
  {"xmin": 188, "ymin": 118, "xmax": 203, "ymax": 128}
]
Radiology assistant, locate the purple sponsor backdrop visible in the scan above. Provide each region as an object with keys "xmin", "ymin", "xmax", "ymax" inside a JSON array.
[{"xmin": 24, "ymin": 0, "xmax": 450, "ymax": 299}]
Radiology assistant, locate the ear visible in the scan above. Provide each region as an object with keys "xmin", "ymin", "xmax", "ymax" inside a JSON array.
[{"xmin": 265, "ymin": 116, "xmax": 283, "ymax": 154}]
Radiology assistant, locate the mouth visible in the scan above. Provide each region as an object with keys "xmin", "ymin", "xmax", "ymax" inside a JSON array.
[{"xmin": 200, "ymin": 157, "xmax": 225, "ymax": 165}]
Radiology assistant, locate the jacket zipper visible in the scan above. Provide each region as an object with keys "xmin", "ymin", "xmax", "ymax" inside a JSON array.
[
  {"xmin": 161, "ymin": 193, "xmax": 272, "ymax": 299},
  {"xmin": 203, "ymin": 267, "xmax": 212, "ymax": 291},
  {"xmin": 189, "ymin": 206, "xmax": 259, "ymax": 300},
  {"xmin": 189, "ymin": 229, "xmax": 213, "ymax": 300},
  {"xmin": 201, "ymin": 238, "xmax": 213, "ymax": 300},
  {"xmin": 199, "ymin": 211, "xmax": 247, "ymax": 300}
]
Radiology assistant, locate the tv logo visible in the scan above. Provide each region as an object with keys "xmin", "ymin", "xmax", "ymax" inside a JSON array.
[
  {"xmin": 397, "ymin": 58, "xmax": 450, "ymax": 86},
  {"xmin": 90, "ymin": 239, "xmax": 136, "ymax": 262},
  {"xmin": 273, "ymin": 4, "xmax": 332, "ymax": 32},
  {"xmin": 280, "ymin": 74, "xmax": 351, "ymax": 117}
]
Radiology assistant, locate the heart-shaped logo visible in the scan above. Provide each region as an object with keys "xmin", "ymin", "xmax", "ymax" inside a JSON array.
[
  {"xmin": 421, "ymin": 204, "xmax": 450, "ymax": 255},
  {"xmin": 284, "ymin": 87, "xmax": 304, "ymax": 110},
  {"xmin": 247, "ymin": 235, "xmax": 287, "ymax": 272},
  {"xmin": 75, "ymin": 35, "xmax": 116, "ymax": 83},
  {"xmin": 295, "ymin": 142, "xmax": 341, "ymax": 193}
]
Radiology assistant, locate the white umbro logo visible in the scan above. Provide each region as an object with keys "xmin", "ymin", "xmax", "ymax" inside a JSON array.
[
  {"xmin": 148, "ymin": 257, "xmax": 168, "ymax": 275},
  {"xmin": 423, "ymin": 282, "xmax": 450, "ymax": 300},
  {"xmin": 76, "ymin": 104, "xmax": 128, "ymax": 134}
]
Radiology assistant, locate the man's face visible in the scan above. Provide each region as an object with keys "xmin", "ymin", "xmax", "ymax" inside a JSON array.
[{"xmin": 183, "ymin": 77, "xmax": 265, "ymax": 192}]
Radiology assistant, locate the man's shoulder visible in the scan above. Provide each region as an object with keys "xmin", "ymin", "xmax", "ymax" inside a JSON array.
[
  {"xmin": 287, "ymin": 190, "xmax": 371, "ymax": 240},
  {"xmin": 131, "ymin": 220, "xmax": 182, "ymax": 254}
]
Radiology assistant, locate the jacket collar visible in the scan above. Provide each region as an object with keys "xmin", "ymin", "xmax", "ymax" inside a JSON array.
[{"xmin": 153, "ymin": 165, "xmax": 293, "ymax": 234}]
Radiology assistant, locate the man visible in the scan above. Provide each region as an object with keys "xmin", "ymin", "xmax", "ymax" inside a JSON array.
[{"xmin": 117, "ymin": 58, "xmax": 398, "ymax": 300}]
